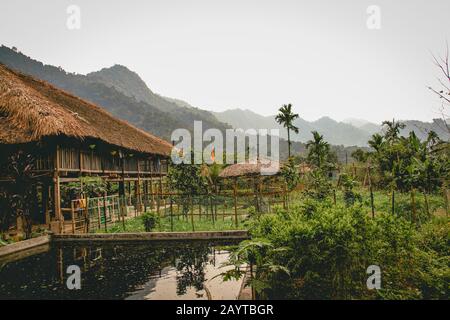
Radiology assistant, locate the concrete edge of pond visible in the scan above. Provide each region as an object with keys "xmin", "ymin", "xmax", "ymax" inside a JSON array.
[
  {"xmin": 52, "ymin": 230, "xmax": 250, "ymax": 242},
  {"xmin": 0, "ymin": 235, "xmax": 51, "ymax": 259}
]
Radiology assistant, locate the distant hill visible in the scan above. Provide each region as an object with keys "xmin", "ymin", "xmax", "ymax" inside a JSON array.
[
  {"xmin": 0, "ymin": 45, "xmax": 230, "ymax": 141},
  {"xmin": 214, "ymin": 109, "xmax": 450, "ymax": 146}
]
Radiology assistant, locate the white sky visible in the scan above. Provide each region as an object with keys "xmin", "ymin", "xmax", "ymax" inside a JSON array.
[{"xmin": 1, "ymin": 0, "xmax": 449, "ymax": 123}]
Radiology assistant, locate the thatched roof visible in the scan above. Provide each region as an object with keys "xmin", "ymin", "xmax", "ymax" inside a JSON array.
[
  {"xmin": 219, "ymin": 161, "xmax": 281, "ymax": 178},
  {"xmin": 0, "ymin": 64, "xmax": 172, "ymax": 156}
]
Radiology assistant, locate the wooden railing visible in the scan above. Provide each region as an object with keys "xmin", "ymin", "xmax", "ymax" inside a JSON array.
[{"xmin": 34, "ymin": 147, "xmax": 168, "ymax": 175}]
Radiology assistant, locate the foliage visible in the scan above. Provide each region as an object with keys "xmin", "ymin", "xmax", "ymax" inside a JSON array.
[
  {"xmin": 306, "ymin": 131, "xmax": 337, "ymax": 172},
  {"xmin": 141, "ymin": 212, "xmax": 159, "ymax": 232},
  {"xmin": 62, "ymin": 176, "xmax": 108, "ymax": 199},
  {"xmin": 0, "ymin": 150, "xmax": 36, "ymax": 238},
  {"xmin": 228, "ymin": 198, "xmax": 449, "ymax": 300},
  {"xmin": 339, "ymin": 173, "xmax": 362, "ymax": 206},
  {"xmin": 281, "ymin": 158, "xmax": 300, "ymax": 191},
  {"xmin": 367, "ymin": 121, "xmax": 449, "ymax": 193},
  {"xmin": 303, "ymin": 170, "xmax": 333, "ymax": 200},
  {"xmin": 351, "ymin": 148, "xmax": 369, "ymax": 163},
  {"xmin": 167, "ymin": 156, "xmax": 207, "ymax": 216}
]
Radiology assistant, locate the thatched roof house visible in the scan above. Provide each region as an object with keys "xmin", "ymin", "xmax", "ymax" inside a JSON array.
[
  {"xmin": 0, "ymin": 64, "xmax": 172, "ymax": 234},
  {"xmin": 0, "ymin": 63, "xmax": 172, "ymax": 156}
]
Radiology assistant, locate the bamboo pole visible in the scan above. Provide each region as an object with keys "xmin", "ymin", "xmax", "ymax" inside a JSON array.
[
  {"xmin": 54, "ymin": 144, "xmax": 63, "ymax": 233},
  {"xmin": 103, "ymin": 193, "xmax": 108, "ymax": 232},
  {"xmin": 233, "ymin": 178, "xmax": 238, "ymax": 228},
  {"xmin": 121, "ymin": 196, "xmax": 126, "ymax": 230},
  {"xmin": 190, "ymin": 197, "xmax": 195, "ymax": 232},
  {"xmin": 111, "ymin": 195, "xmax": 116, "ymax": 222},
  {"xmin": 71, "ymin": 201, "xmax": 76, "ymax": 234},
  {"xmin": 97, "ymin": 198, "xmax": 102, "ymax": 229}
]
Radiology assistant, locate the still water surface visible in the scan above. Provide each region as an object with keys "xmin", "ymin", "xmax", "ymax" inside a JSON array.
[{"xmin": 0, "ymin": 241, "xmax": 242, "ymax": 300}]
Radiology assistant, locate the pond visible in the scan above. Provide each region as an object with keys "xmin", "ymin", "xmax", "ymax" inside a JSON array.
[{"xmin": 0, "ymin": 240, "xmax": 244, "ymax": 300}]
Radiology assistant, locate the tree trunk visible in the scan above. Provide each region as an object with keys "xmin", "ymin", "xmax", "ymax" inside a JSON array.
[{"xmin": 287, "ymin": 128, "xmax": 291, "ymax": 158}]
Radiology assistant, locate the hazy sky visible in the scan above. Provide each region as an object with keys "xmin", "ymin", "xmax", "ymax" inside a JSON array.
[{"xmin": 1, "ymin": 0, "xmax": 449, "ymax": 123}]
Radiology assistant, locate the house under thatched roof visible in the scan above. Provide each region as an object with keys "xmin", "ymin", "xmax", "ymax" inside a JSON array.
[
  {"xmin": 0, "ymin": 63, "xmax": 172, "ymax": 156},
  {"xmin": 219, "ymin": 161, "xmax": 281, "ymax": 178}
]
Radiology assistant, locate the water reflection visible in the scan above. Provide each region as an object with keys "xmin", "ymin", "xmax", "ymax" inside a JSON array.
[{"xmin": 0, "ymin": 241, "xmax": 241, "ymax": 300}]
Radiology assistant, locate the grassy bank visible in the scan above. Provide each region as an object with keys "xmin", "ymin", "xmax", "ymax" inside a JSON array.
[{"xmin": 99, "ymin": 214, "xmax": 248, "ymax": 234}]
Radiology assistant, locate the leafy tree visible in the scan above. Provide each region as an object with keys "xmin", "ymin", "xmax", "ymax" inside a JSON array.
[
  {"xmin": 281, "ymin": 158, "xmax": 300, "ymax": 191},
  {"xmin": 382, "ymin": 119, "xmax": 406, "ymax": 144},
  {"xmin": 339, "ymin": 173, "xmax": 362, "ymax": 206},
  {"xmin": 275, "ymin": 104, "xmax": 299, "ymax": 158},
  {"xmin": 0, "ymin": 151, "xmax": 36, "ymax": 239},
  {"xmin": 306, "ymin": 131, "xmax": 335, "ymax": 170},
  {"xmin": 351, "ymin": 148, "xmax": 369, "ymax": 163}
]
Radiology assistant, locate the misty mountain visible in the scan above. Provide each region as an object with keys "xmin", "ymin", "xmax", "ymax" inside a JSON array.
[
  {"xmin": 214, "ymin": 109, "xmax": 449, "ymax": 146},
  {"xmin": 214, "ymin": 109, "xmax": 371, "ymax": 146},
  {"xmin": 0, "ymin": 45, "xmax": 230, "ymax": 141}
]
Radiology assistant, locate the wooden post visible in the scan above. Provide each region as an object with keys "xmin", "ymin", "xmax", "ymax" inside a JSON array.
[
  {"xmin": 333, "ymin": 189, "xmax": 337, "ymax": 205},
  {"xmin": 97, "ymin": 198, "xmax": 102, "ymax": 229},
  {"xmin": 54, "ymin": 145, "xmax": 63, "ymax": 233},
  {"xmin": 84, "ymin": 196, "xmax": 89, "ymax": 233},
  {"xmin": 70, "ymin": 201, "xmax": 76, "ymax": 234},
  {"xmin": 362, "ymin": 168, "xmax": 368, "ymax": 187},
  {"xmin": 190, "ymin": 197, "xmax": 195, "ymax": 232},
  {"xmin": 150, "ymin": 179, "xmax": 155, "ymax": 210},
  {"xmin": 121, "ymin": 196, "xmax": 126, "ymax": 230},
  {"xmin": 134, "ymin": 180, "xmax": 140, "ymax": 216},
  {"xmin": 233, "ymin": 178, "xmax": 238, "ymax": 228},
  {"xmin": 103, "ymin": 193, "xmax": 108, "ymax": 232},
  {"xmin": 159, "ymin": 163, "xmax": 163, "ymax": 213},
  {"xmin": 136, "ymin": 160, "xmax": 142, "ymax": 215},
  {"xmin": 368, "ymin": 165, "xmax": 375, "ymax": 218},
  {"xmin": 170, "ymin": 195, "xmax": 174, "ymax": 232},
  {"xmin": 156, "ymin": 187, "xmax": 160, "ymax": 216},
  {"xmin": 111, "ymin": 196, "xmax": 116, "ymax": 222},
  {"xmin": 44, "ymin": 184, "xmax": 51, "ymax": 226}
]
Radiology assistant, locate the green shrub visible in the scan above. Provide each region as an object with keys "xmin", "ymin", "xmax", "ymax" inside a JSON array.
[
  {"xmin": 141, "ymin": 212, "xmax": 159, "ymax": 232},
  {"xmin": 232, "ymin": 199, "xmax": 449, "ymax": 300}
]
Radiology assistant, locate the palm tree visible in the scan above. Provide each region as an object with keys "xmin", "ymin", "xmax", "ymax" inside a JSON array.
[
  {"xmin": 306, "ymin": 131, "xmax": 330, "ymax": 168},
  {"xmin": 275, "ymin": 104, "xmax": 299, "ymax": 158},
  {"xmin": 368, "ymin": 133, "xmax": 384, "ymax": 153},
  {"xmin": 382, "ymin": 119, "xmax": 405, "ymax": 143}
]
